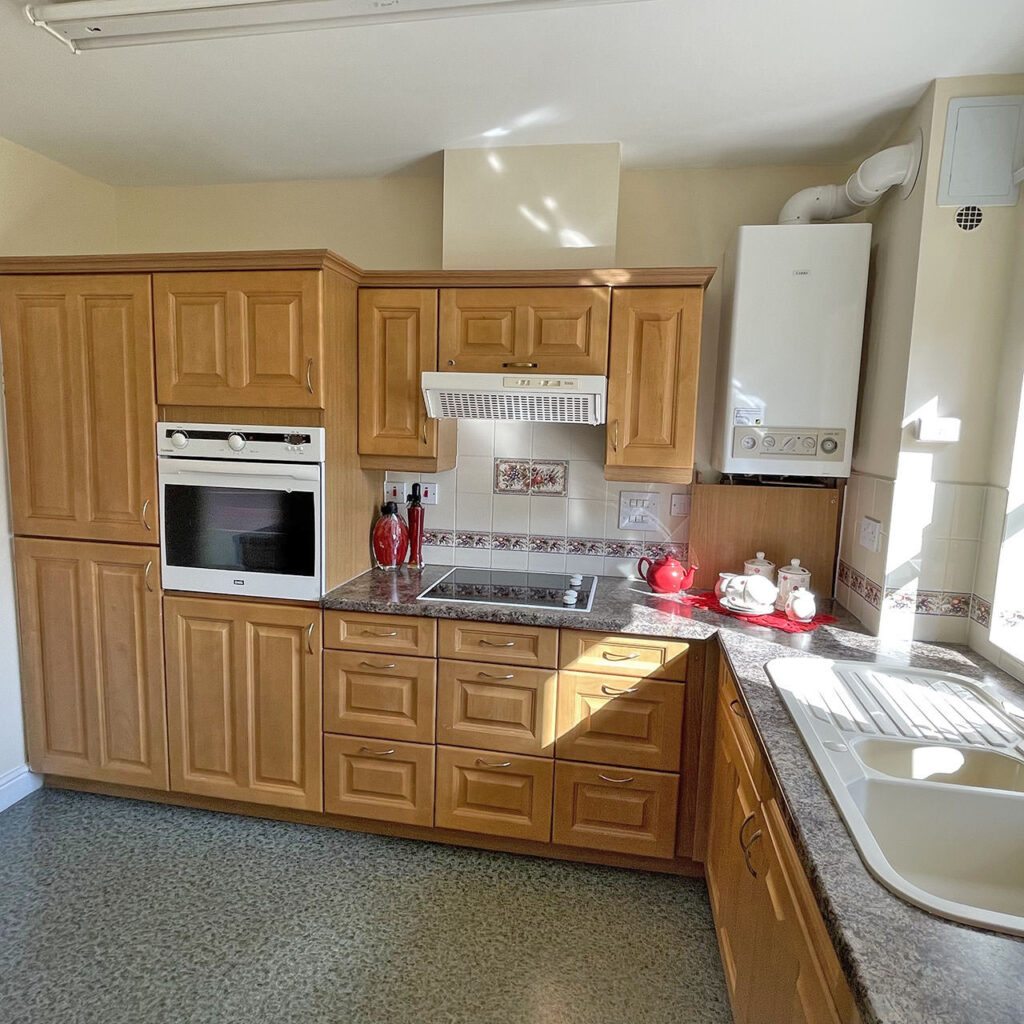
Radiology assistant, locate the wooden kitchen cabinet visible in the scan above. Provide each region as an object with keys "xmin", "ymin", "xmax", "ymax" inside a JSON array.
[
  {"xmin": 153, "ymin": 271, "xmax": 324, "ymax": 408},
  {"xmin": 0, "ymin": 275, "xmax": 158, "ymax": 544},
  {"xmin": 164, "ymin": 596, "xmax": 323, "ymax": 811},
  {"xmin": 439, "ymin": 287, "xmax": 610, "ymax": 373},
  {"xmin": 324, "ymin": 610, "xmax": 437, "ymax": 657},
  {"xmin": 438, "ymin": 619, "xmax": 559, "ymax": 668},
  {"xmin": 357, "ymin": 288, "xmax": 455, "ymax": 472},
  {"xmin": 14, "ymin": 538, "xmax": 167, "ymax": 789},
  {"xmin": 605, "ymin": 287, "xmax": 703, "ymax": 484},
  {"xmin": 558, "ymin": 631, "xmax": 689, "ymax": 682}
]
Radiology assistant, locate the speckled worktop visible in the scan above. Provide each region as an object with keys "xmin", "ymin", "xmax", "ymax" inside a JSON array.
[{"xmin": 323, "ymin": 567, "xmax": 1024, "ymax": 1024}]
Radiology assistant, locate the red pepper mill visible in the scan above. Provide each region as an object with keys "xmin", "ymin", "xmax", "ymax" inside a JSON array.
[
  {"xmin": 370, "ymin": 501, "xmax": 409, "ymax": 570},
  {"xmin": 406, "ymin": 483, "xmax": 425, "ymax": 569}
]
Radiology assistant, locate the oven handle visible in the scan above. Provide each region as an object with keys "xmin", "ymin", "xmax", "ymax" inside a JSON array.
[{"xmin": 158, "ymin": 458, "xmax": 321, "ymax": 483}]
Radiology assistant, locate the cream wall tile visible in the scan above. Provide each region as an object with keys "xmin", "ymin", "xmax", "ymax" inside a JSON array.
[
  {"xmin": 422, "ymin": 544, "xmax": 455, "ymax": 566},
  {"xmin": 918, "ymin": 536, "xmax": 948, "ymax": 590},
  {"xmin": 568, "ymin": 499, "xmax": 605, "ymax": 537},
  {"xmin": 871, "ymin": 477, "xmax": 895, "ymax": 532},
  {"xmin": 456, "ymin": 455, "xmax": 493, "ymax": 494},
  {"xmin": 425, "ymin": 482, "xmax": 456, "ymax": 531},
  {"xmin": 974, "ymin": 539, "xmax": 1001, "ymax": 600},
  {"xmin": 567, "ymin": 459, "xmax": 608, "ymax": 500},
  {"xmin": 604, "ymin": 491, "xmax": 646, "ymax": 541},
  {"xmin": 528, "ymin": 552, "xmax": 565, "ymax": 572},
  {"xmin": 491, "ymin": 494, "xmax": 530, "ymax": 534},
  {"xmin": 530, "ymin": 496, "xmax": 567, "ymax": 536},
  {"xmin": 455, "ymin": 495, "xmax": 492, "ymax": 532},
  {"xmin": 968, "ymin": 620, "xmax": 1001, "ymax": 663},
  {"xmin": 493, "ymin": 421, "xmax": 532, "ymax": 458},
  {"xmin": 490, "ymin": 550, "xmax": 529, "ymax": 570},
  {"xmin": 532, "ymin": 423, "xmax": 573, "ymax": 459},
  {"xmin": 944, "ymin": 540, "xmax": 979, "ymax": 593},
  {"xmin": 456, "ymin": 548, "xmax": 491, "ymax": 567},
  {"xmin": 603, "ymin": 556, "xmax": 639, "ymax": 578},
  {"xmin": 858, "ymin": 598, "xmax": 882, "ymax": 634},
  {"xmin": 384, "ymin": 471, "xmax": 421, "ymax": 484},
  {"xmin": 565, "ymin": 554, "xmax": 604, "ymax": 575},
  {"xmin": 951, "ymin": 485, "xmax": 984, "ymax": 540},
  {"xmin": 570, "ymin": 425, "xmax": 606, "ymax": 462},
  {"xmin": 928, "ymin": 483, "xmax": 956, "ymax": 537},
  {"xmin": 456, "ymin": 419, "xmax": 494, "ymax": 456}
]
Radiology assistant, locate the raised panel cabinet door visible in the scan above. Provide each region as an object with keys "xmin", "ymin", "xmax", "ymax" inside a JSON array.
[
  {"xmin": 605, "ymin": 287, "xmax": 703, "ymax": 481},
  {"xmin": 358, "ymin": 289, "xmax": 439, "ymax": 457},
  {"xmin": 324, "ymin": 611, "xmax": 437, "ymax": 657},
  {"xmin": 438, "ymin": 619, "xmax": 558, "ymax": 668},
  {"xmin": 555, "ymin": 672, "xmax": 685, "ymax": 771},
  {"xmin": 436, "ymin": 659, "xmax": 557, "ymax": 756},
  {"xmin": 154, "ymin": 271, "xmax": 323, "ymax": 408},
  {"xmin": 14, "ymin": 539, "xmax": 168, "ymax": 788},
  {"xmin": 551, "ymin": 761, "xmax": 679, "ymax": 859},
  {"xmin": 323, "ymin": 650, "xmax": 436, "ymax": 743},
  {"xmin": 438, "ymin": 289, "xmax": 517, "ymax": 370},
  {"xmin": 0, "ymin": 275, "xmax": 158, "ymax": 543},
  {"xmin": 558, "ymin": 630, "xmax": 689, "ymax": 681},
  {"xmin": 520, "ymin": 287, "xmax": 610, "ymax": 373},
  {"xmin": 324, "ymin": 735, "xmax": 434, "ymax": 826},
  {"xmin": 435, "ymin": 745, "xmax": 554, "ymax": 841}
]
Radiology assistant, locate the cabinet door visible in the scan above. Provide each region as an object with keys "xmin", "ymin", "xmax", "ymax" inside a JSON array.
[
  {"xmin": 164, "ymin": 596, "xmax": 322, "ymax": 810},
  {"xmin": 324, "ymin": 610, "xmax": 437, "ymax": 657},
  {"xmin": 358, "ymin": 289, "xmax": 438, "ymax": 458},
  {"xmin": 0, "ymin": 275, "xmax": 157, "ymax": 543},
  {"xmin": 552, "ymin": 761, "xmax": 679, "ymax": 859},
  {"xmin": 436, "ymin": 659, "xmax": 556, "ymax": 756},
  {"xmin": 558, "ymin": 630, "xmax": 689, "ymax": 681},
  {"xmin": 438, "ymin": 619, "xmax": 559, "ymax": 668},
  {"xmin": 15, "ymin": 538, "xmax": 167, "ymax": 788},
  {"xmin": 555, "ymin": 672, "xmax": 685, "ymax": 771},
  {"xmin": 439, "ymin": 288, "xmax": 609, "ymax": 373},
  {"xmin": 605, "ymin": 287, "xmax": 702, "ymax": 483},
  {"xmin": 435, "ymin": 745, "xmax": 553, "ymax": 841},
  {"xmin": 153, "ymin": 271, "xmax": 323, "ymax": 408}
]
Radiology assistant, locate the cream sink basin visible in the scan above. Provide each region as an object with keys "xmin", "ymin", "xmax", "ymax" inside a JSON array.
[{"xmin": 766, "ymin": 658, "xmax": 1024, "ymax": 937}]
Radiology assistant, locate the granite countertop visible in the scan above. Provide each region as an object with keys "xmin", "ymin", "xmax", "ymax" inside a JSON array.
[{"xmin": 323, "ymin": 567, "xmax": 1024, "ymax": 1024}]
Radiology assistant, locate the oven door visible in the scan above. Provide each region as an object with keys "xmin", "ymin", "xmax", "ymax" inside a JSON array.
[{"xmin": 158, "ymin": 458, "xmax": 323, "ymax": 601}]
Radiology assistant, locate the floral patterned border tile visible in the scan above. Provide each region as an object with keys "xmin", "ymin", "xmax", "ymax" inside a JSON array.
[
  {"xmin": 839, "ymin": 560, "xmax": 883, "ymax": 609},
  {"xmin": 528, "ymin": 534, "xmax": 567, "ymax": 554},
  {"xmin": 642, "ymin": 541, "xmax": 689, "ymax": 562},
  {"xmin": 491, "ymin": 533, "xmax": 529, "ymax": 551},
  {"xmin": 604, "ymin": 540, "xmax": 644, "ymax": 559},
  {"xmin": 566, "ymin": 537, "xmax": 607, "ymax": 556},
  {"xmin": 422, "ymin": 529, "xmax": 454, "ymax": 547},
  {"xmin": 455, "ymin": 531, "xmax": 490, "ymax": 550},
  {"xmin": 883, "ymin": 586, "xmax": 916, "ymax": 612},
  {"xmin": 969, "ymin": 595, "xmax": 992, "ymax": 628},
  {"xmin": 493, "ymin": 458, "xmax": 568, "ymax": 497}
]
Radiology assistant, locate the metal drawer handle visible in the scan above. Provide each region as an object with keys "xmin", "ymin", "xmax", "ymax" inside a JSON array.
[
  {"xmin": 598, "ymin": 773, "xmax": 635, "ymax": 784},
  {"xmin": 365, "ymin": 630, "xmax": 398, "ymax": 637},
  {"xmin": 422, "ymin": 419, "xmax": 428, "ymax": 445},
  {"xmin": 479, "ymin": 671, "xmax": 515, "ymax": 680},
  {"xmin": 601, "ymin": 684, "xmax": 639, "ymax": 696},
  {"xmin": 360, "ymin": 746, "xmax": 395, "ymax": 756},
  {"xmin": 144, "ymin": 560, "xmax": 154, "ymax": 593},
  {"xmin": 360, "ymin": 660, "xmax": 396, "ymax": 670},
  {"xmin": 476, "ymin": 758, "xmax": 512, "ymax": 768},
  {"xmin": 743, "ymin": 831, "xmax": 763, "ymax": 878},
  {"xmin": 141, "ymin": 498, "xmax": 152, "ymax": 531},
  {"xmin": 612, "ymin": 419, "xmax": 619, "ymax": 452},
  {"xmin": 306, "ymin": 622, "xmax": 315, "ymax": 654},
  {"xmin": 305, "ymin": 358, "xmax": 314, "ymax": 394},
  {"xmin": 730, "ymin": 699, "xmax": 746, "ymax": 719},
  {"xmin": 502, "ymin": 361, "xmax": 538, "ymax": 368},
  {"xmin": 738, "ymin": 811, "xmax": 756, "ymax": 849},
  {"xmin": 479, "ymin": 639, "xmax": 515, "ymax": 647},
  {"xmin": 602, "ymin": 651, "xmax": 641, "ymax": 661}
]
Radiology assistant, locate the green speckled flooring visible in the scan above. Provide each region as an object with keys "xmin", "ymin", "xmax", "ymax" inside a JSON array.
[{"xmin": 0, "ymin": 789, "xmax": 732, "ymax": 1024}]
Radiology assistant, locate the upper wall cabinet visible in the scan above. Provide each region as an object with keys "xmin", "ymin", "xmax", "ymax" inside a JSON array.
[
  {"xmin": 605, "ymin": 287, "xmax": 703, "ymax": 484},
  {"xmin": 153, "ymin": 270, "xmax": 324, "ymax": 408},
  {"xmin": 439, "ymin": 287, "xmax": 610, "ymax": 374},
  {"xmin": 0, "ymin": 274, "xmax": 158, "ymax": 544}
]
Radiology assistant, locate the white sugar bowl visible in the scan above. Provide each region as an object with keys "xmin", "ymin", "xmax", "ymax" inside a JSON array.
[
  {"xmin": 775, "ymin": 558, "xmax": 812, "ymax": 611},
  {"xmin": 743, "ymin": 551, "xmax": 776, "ymax": 582},
  {"xmin": 785, "ymin": 587, "xmax": 816, "ymax": 623},
  {"xmin": 723, "ymin": 573, "xmax": 779, "ymax": 615}
]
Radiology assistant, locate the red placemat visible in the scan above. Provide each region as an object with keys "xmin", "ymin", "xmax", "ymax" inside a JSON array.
[{"xmin": 683, "ymin": 590, "xmax": 837, "ymax": 633}]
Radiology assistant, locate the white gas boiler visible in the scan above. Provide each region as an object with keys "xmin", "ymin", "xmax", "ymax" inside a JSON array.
[{"xmin": 712, "ymin": 223, "xmax": 871, "ymax": 477}]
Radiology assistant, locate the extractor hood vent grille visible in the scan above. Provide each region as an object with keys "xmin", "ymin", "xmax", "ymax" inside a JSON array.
[{"xmin": 422, "ymin": 373, "xmax": 606, "ymax": 425}]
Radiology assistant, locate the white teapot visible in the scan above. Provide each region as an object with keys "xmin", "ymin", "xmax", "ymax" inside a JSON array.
[
  {"xmin": 722, "ymin": 573, "xmax": 779, "ymax": 615},
  {"xmin": 785, "ymin": 587, "xmax": 816, "ymax": 623}
]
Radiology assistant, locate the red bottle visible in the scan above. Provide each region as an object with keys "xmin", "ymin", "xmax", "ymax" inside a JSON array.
[
  {"xmin": 371, "ymin": 502, "xmax": 409, "ymax": 570},
  {"xmin": 406, "ymin": 483, "xmax": 424, "ymax": 569}
]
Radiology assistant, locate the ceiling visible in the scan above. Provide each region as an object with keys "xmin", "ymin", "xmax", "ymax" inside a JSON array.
[{"xmin": 1, "ymin": 0, "xmax": 1023, "ymax": 186}]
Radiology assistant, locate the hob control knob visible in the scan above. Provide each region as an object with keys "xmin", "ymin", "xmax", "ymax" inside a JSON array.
[
  {"xmin": 569, "ymin": 574, "xmax": 583, "ymax": 587},
  {"xmin": 227, "ymin": 433, "xmax": 246, "ymax": 452},
  {"xmin": 820, "ymin": 437, "xmax": 838, "ymax": 454},
  {"xmin": 562, "ymin": 590, "xmax": 579, "ymax": 605},
  {"xmin": 170, "ymin": 431, "xmax": 188, "ymax": 449}
]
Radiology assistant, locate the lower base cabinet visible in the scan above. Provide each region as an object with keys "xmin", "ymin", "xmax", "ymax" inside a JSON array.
[
  {"xmin": 551, "ymin": 761, "xmax": 679, "ymax": 859},
  {"xmin": 164, "ymin": 596, "xmax": 323, "ymax": 812},
  {"xmin": 324, "ymin": 734, "xmax": 434, "ymax": 825},
  {"xmin": 434, "ymin": 745, "xmax": 554, "ymax": 842}
]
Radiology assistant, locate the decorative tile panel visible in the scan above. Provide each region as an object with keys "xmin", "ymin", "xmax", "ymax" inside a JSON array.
[
  {"xmin": 969, "ymin": 595, "xmax": 992, "ymax": 628},
  {"xmin": 494, "ymin": 459, "xmax": 568, "ymax": 497}
]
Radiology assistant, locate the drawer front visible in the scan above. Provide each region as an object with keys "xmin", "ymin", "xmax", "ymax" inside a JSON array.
[
  {"xmin": 559, "ymin": 630, "xmax": 689, "ymax": 681},
  {"xmin": 555, "ymin": 672, "xmax": 685, "ymax": 771},
  {"xmin": 435, "ymin": 745, "xmax": 553, "ymax": 842},
  {"xmin": 436, "ymin": 660, "xmax": 556, "ymax": 756},
  {"xmin": 323, "ymin": 735, "xmax": 434, "ymax": 826},
  {"xmin": 438, "ymin": 619, "xmax": 558, "ymax": 668},
  {"xmin": 324, "ymin": 611, "xmax": 436, "ymax": 657},
  {"xmin": 552, "ymin": 761, "xmax": 679, "ymax": 859},
  {"xmin": 323, "ymin": 651, "xmax": 436, "ymax": 743}
]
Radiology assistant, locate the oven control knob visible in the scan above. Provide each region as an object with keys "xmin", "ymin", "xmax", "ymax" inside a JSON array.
[
  {"xmin": 227, "ymin": 433, "xmax": 246, "ymax": 452},
  {"xmin": 170, "ymin": 431, "xmax": 188, "ymax": 449}
]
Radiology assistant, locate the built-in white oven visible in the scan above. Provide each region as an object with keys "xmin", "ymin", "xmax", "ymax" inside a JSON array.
[{"xmin": 157, "ymin": 423, "xmax": 325, "ymax": 601}]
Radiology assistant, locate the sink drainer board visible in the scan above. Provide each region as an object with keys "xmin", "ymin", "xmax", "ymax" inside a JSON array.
[{"xmin": 766, "ymin": 658, "xmax": 1024, "ymax": 937}]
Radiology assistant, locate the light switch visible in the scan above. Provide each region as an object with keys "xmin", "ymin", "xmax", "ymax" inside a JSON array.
[
  {"xmin": 618, "ymin": 490, "xmax": 661, "ymax": 532},
  {"xmin": 670, "ymin": 493, "xmax": 691, "ymax": 518},
  {"xmin": 859, "ymin": 516, "xmax": 882, "ymax": 553}
]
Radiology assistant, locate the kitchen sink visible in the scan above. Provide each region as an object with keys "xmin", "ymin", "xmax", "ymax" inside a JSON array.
[{"xmin": 766, "ymin": 658, "xmax": 1024, "ymax": 936}]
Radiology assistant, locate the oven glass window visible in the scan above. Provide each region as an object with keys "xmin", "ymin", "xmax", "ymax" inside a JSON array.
[{"xmin": 164, "ymin": 485, "xmax": 315, "ymax": 576}]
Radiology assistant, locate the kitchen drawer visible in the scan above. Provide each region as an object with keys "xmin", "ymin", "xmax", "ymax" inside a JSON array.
[
  {"xmin": 323, "ymin": 735, "xmax": 434, "ymax": 827},
  {"xmin": 552, "ymin": 761, "xmax": 679, "ymax": 859},
  {"xmin": 559, "ymin": 630, "xmax": 689, "ymax": 681},
  {"xmin": 323, "ymin": 651, "xmax": 436, "ymax": 743},
  {"xmin": 324, "ymin": 611, "xmax": 436, "ymax": 657},
  {"xmin": 438, "ymin": 619, "xmax": 558, "ymax": 668},
  {"xmin": 436, "ymin": 659, "xmax": 556, "ymax": 756},
  {"xmin": 434, "ymin": 745, "xmax": 553, "ymax": 842},
  {"xmin": 555, "ymin": 671, "xmax": 685, "ymax": 771}
]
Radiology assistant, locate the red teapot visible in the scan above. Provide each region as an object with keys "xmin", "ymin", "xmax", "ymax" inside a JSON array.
[{"xmin": 636, "ymin": 553, "xmax": 698, "ymax": 594}]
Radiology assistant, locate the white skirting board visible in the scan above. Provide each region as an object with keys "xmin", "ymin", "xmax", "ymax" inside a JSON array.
[{"xmin": 0, "ymin": 764, "xmax": 42, "ymax": 813}]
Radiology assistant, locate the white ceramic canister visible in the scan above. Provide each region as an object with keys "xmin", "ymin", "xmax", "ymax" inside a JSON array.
[
  {"xmin": 785, "ymin": 587, "xmax": 816, "ymax": 623},
  {"xmin": 775, "ymin": 558, "xmax": 812, "ymax": 611},
  {"xmin": 743, "ymin": 551, "xmax": 775, "ymax": 583}
]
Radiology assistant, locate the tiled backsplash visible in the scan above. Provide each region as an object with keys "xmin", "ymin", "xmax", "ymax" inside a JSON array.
[{"xmin": 384, "ymin": 420, "xmax": 691, "ymax": 577}]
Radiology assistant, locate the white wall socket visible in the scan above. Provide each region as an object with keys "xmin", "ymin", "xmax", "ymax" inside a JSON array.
[
  {"xmin": 859, "ymin": 516, "xmax": 882, "ymax": 553},
  {"xmin": 618, "ymin": 490, "xmax": 661, "ymax": 532},
  {"xmin": 420, "ymin": 482, "xmax": 438, "ymax": 505},
  {"xmin": 383, "ymin": 480, "xmax": 438, "ymax": 505},
  {"xmin": 384, "ymin": 481, "xmax": 404, "ymax": 503}
]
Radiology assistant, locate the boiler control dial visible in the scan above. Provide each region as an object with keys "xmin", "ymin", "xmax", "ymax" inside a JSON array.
[
  {"xmin": 801, "ymin": 436, "xmax": 816, "ymax": 451},
  {"xmin": 820, "ymin": 437, "xmax": 839, "ymax": 454},
  {"xmin": 227, "ymin": 433, "xmax": 246, "ymax": 452},
  {"xmin": 740, "ymin": 435, "xmax": 757, "ymax": 451},
  {"xmin": 170, "ymin": 431, "xmax": 189, "ymax": 449}
]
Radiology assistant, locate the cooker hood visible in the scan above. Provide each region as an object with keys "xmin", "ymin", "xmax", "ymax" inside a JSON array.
[{"xmin": 421, "ymin": 372, "xmax": 607, "ymax": 425}]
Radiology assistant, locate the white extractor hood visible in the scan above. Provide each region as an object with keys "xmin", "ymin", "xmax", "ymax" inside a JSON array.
[{"xmin": 422, "ymin": 372, "xmax": 607, "ymax": 425}]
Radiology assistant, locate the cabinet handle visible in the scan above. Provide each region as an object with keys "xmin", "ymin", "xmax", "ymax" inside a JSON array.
[
  {"xmin": 598, "ymin": 773, "xmax": 635, "ymax": 784},
  {"xmin": 144, "ymin": 560, "xmax": 154, "ymax": 593},
  {"xmin": 306, "ymin": 622, "xmax": 315, "ymax": 654},
  {"xmin": 479, "ymin": 639, "xmax": 515, "ymax": 647},
  {"xmin": 602, "ymin": 651, "xmax": 640, "ymax": 661},
  {"xmin": 478, "ymin": 671, "xmax": 515, "ymax": 680},
  {"xmin": 738, "ymin": 811, "xmax": 756, "ymax": 849},
  {"xmin": 501, "ymin": 361, "xmax": 538, "ymax": 368},
  {"xmin": 476, "ymin": 758, "xmax": 512, "ymax": 768},
  {"xmin": 364, "ymin": 630, "xmax": 398, "ymax": 637},
  {"xmin": 360, "ymin": 746, "xmax": 395, "ymax": 756},
  {"xmin": 360, "ymin": 660, "xmax": 396, "ymax": 670},
  {"xmin": 305, "ymin": 358, "xmax": 314, "ymax": 394},
  {"xmin": 743, "ymin": 831, "xmax": 763, "ymax": 878},
  {"xmin": 141, "ymin": 498, "xmax": 152, "ymax": 531},
  {"xmin": 601, "ymin": 684, "xmax": 639, "ymax": 696},
  {"xmin": 612, "ymin": 419, "xmax": 619, "ymax": 453},
  {"xmin": 422, "ymin": 419, "xmax": 428, "ymax": 445},
  {"xmin": 730, "ymin": 699, "xmax": 746, "ymax": 719}
]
